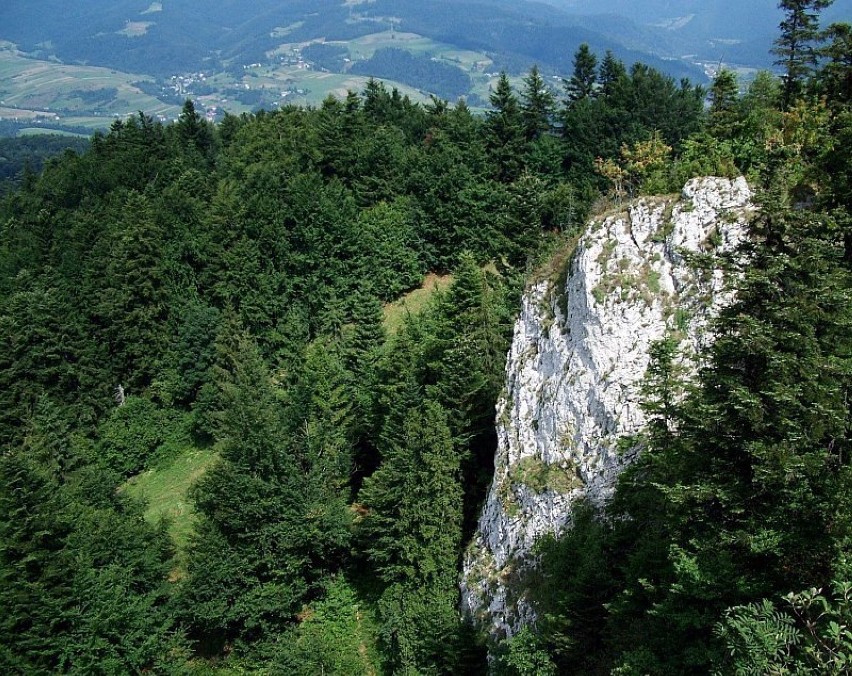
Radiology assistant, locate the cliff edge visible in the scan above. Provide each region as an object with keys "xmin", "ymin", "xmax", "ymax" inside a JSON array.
[{"xmin": 460, "ymin": 177, "xmax": 753, "ymax": 639}]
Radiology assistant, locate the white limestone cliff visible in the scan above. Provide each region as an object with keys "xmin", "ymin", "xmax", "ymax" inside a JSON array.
[{"xmin": 460, "ymin": 177, "xmax": 753, "ymax": 639}]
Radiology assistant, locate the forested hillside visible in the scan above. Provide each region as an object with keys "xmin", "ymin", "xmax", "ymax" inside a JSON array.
[{"xmin": 1, "ymin": 2, "xmax": 851, "ymax": 673}]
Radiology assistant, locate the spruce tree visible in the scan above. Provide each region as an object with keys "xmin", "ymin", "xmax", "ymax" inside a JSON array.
[
  {"xmin": 773, "ymin": 0, "xmax": 834, "ymax": 107},
  {"xmin": 565, "ymin": 43, "xmax": 598, "ymax": 102},
  {"xmin": 819, "ymin": 22, "xmax": 852, "ymax": 105},
  {"xmin": 520, "ymin": 65, "xmax": 556, "ymax": 141},
  {"xmin": 181, "ymin": 328, "xmax": 313, "ymax": 645},
  {"xmin": 358, "ymin": 400, "xmax": 465, "ymax": 673},
  {"xmin": 708, "ymin": 69, "xmax": 741, "ymax": 138},
  {"xmin": 486, "ymin": 72, "xmax": 526, "ymax": 182},
  {"xmin": 598, "ymin": 50, "xmax": 626, "ymax": 98}
]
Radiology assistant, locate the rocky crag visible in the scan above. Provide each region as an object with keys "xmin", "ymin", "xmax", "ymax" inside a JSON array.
[{"xmin": 460, "ymin": 177, "xmax": 753, "ymax": 639}]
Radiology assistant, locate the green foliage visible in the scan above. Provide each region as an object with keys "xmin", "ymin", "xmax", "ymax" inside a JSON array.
[
  {"xmin": 0, "ymin": 135, "xmax": 90, "ymax": 194},
  {"xmin": 359, "ymin": 400, "xmax": 476, "ymax": 673},
  {"xmin": 520, "ymin": 68, "xmax": 852, "ymax": 672},
  {"xmin": 773, "ymin": 0, "xmax": 834, "ymax": 106},
  {"xmin": 520, "ymin": 65, "xmax": 556, "ymax": 140},
  {"xmin": 181, "ymin": 330, "xmax": 310, "ymax": 644},
  {"xmin": 819, "ymin": 22, "xmax": 852, "ymax": 106},
  {"xmin": 493, "ymin": 627, "xmax": 557, "ymax": 676},
  {"xmin": 486, "ymin": 72, "xmax": 526, "ymax": 183},
  {"xmin": 356, "ymin": 199, "xmax": 424, "ymax": 300},
  {"xmin": 360, "ymin": 400, "xmax": 461, "ymax": 588},
  {"xmin": 717, "ymin": 576, "xmax": 852, "ymax": 674},
  {"xmin": 96, "ymin": 396, "xmax": 191, "ymax": 478},
  {"xmin": 7, "ymin": 31, "xmax": 843, "ymax": 674},
  {"xmin": 561, "ymin": 49, "xmax": 704, "ymax": 189},
  {"xmin": 709, "ymin": 69, "xmax": 742, "ymax": 139},
  {"xmin": 273, "ymin": 576, "xmax": 380, "ymax": 675},
  {"xmin": 0, "ymin": 450, "xmax": 186, "ymax": 674},
  {"xmin": 565, "ymin": 43, "xmax": 598, "ymax": 102},
  {"xmin": 716, "ymin": 599, "xmax": 801, "ymax": 674}
]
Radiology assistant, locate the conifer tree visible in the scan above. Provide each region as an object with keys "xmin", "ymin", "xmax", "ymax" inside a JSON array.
[
  {"xmin": 520, "ymin": 65, "xmax": 556, "ymax": 141},
  {"xmin": 819, "ymin": 22, "xmax": 852, "ymax": 105},
  {"xmin": 0, "ymin": 450, "xmax": 183, "ymax": 673},
  {"xmin": 708, "ymin": 69, "xmax": 741, "ymax": 138},
  {"xmin": 486, "ymin": 72, "xmax": 526, "ymax": 182},
  {"xmin": 565, "ymin": 43, "xmax": 598, "ymax": 102},
  {"xmin": 176, "ymin": 98, "xmax": 214, "ymax": 159},
  {"xmin": 598, "ymin": 50, "xmax": 626, "ymax": 98},
  {"xmin": 96, "ymin": 191, "xmax": 172, "ymax": 391},
  {"xmin": 773, "ymin": 0, "xmax": 834, "ymax": 107},
  {"xmin": 181, "ymin": 328, "xmax": 316, "ymax": 645},
  {"xmin": 358, "ymin": 400, "xmax": 464, "ymax": 672}
]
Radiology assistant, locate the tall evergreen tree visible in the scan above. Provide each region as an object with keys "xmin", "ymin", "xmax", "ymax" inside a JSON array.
[
  {"xmin": 94, "ymin": 192, "xmax": 172, "ymax": 391},
  {"xmin": 708, "ymin": 69, "xmax": 741, "ymax": 138},
  {"xmin": 520, "ymin": 65, "xmax": 556, "ymax": 141},
  {"xmin": 175, "ymin": 98, "xmax": 215, "ymax": 161},
  {"xmin": 181, "ymin": 328, "xmax": 318, "ymax": 646},
  {"xmin": 485, "ymin": 72, "xmax": 526, "ymax": 182},
  {"xmin": 773, "ymin": 0, "xmax": 834, "ymax": 107},
  {"xmin": 565, "ymin": 43, "xmax": 598, "ymax": 102},
  {"xmin": 819, "ymin": 22, "xmax": 852, "ymax": 105},
  {"xmin": 358, "ymin": 400, "xmax": 465, "ymax": 672},
  {"xmin": 598, "ymin": 50, "xmax": 626, "ymax": 98}
]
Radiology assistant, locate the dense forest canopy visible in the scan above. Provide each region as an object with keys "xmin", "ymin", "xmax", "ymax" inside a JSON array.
[{"xmin": 1, "ymin": 2, "xmax": 851, "ymax": 673}]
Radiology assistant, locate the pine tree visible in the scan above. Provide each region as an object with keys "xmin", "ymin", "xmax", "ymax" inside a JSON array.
[
  {"xmin": 708, "ymin": 69, "xmax": 741, "ymax": 138},
  {"xmin": 520, "ymin": 65, "xmax": 556, "ymax": 141},
  {"xmin": 486, "ymin": 72, "xmax": 526, "ymax": 182},
  {"xmin": 358, "ymin": 400, "xmax": 464, "ymax": 672},
  {"xmin": 565, "ymin": 43, "xmax": 598, "ymax": 102},
  {"xmin": 773, "ymin": 0, "xmax": 834, "ymax": 107}
]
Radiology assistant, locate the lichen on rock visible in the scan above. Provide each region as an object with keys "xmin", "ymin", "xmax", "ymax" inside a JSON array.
[{"xmin": 460, "ymin": 177, "xmax": 753, "ymax": 640}]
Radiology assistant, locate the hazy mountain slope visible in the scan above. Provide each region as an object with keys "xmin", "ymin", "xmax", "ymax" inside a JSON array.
[
  {"xmin": 545, "ymin": 0, "xmax": 852, "ymax": 67},
  {"xmin": 0, "ymin": 0, "xmax": 703, "ymax": 80}
]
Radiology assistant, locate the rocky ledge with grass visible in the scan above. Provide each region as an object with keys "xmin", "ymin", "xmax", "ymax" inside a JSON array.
[{"xmin": 460, "ymin": 176, "xmax": 754, "ymax": 640}]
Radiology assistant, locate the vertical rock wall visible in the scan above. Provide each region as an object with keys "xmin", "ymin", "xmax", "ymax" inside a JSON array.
[{"xmin": 460, "ymin": 177, "xmax": 753, "ymax": 638}]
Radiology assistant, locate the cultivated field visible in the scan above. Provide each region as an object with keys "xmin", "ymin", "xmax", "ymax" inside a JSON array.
[{"xmin": 0, "ymin": 44, "xmax": 181, "ymax": 130}]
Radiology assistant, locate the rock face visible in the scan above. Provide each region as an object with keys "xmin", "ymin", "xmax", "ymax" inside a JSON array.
[{"xmin": 460, "ymin": 177, "xmax": 753, "ymax": 639}]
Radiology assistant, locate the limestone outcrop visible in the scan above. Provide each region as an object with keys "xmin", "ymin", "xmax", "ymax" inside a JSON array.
[{"xmin": 460, "ymin": 177, "xmax": 753, "ymax": 638}]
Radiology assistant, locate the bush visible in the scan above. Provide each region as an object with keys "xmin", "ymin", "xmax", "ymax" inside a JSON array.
[{"xmin": 96, "ymin": 396, "xmax": 191, "ymax": 477}]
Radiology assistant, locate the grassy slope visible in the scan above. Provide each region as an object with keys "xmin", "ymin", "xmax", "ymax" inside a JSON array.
[
  {"xmin": 382, "ymin": 272, "xmax": 453, "ymax": 334},
  {"xmin": 123, "ymin": 447, "xmax": 218, "ymax": 556},
  {"xmin": 0, "ymin": 43, "xmax": 180, "ymax": 128}
]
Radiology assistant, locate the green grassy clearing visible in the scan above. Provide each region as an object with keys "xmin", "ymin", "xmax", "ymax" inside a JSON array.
[
  {"xmin": 383, "ymin": 272, "xmax": 453, "ymax": 334},
  {"xmin": 17, "ymin": 128, "xmax": 91, "ymax": 137},
  {"xmin": 0, "ymin": 47, "xmax": 180, "ymax": 128},
  {"xmin": 346, "ymin": 31, "xmax": 491, "ymax": 71},
  {"xmin": 123, "ymin": 447, "xmax": 218, "ymax": 555}
]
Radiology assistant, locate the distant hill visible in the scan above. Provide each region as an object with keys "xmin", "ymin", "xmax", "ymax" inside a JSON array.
[
  {"xmin": 0, "ymin": 0, "xmax": 705, "ymax": 79},
  {"xmin": 544, "ymin": 0, "xmax": 852, "ymax": 68},
  {"xmin": 2, "ymin": 0, "xmax": 837, "ymax": 133}
]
